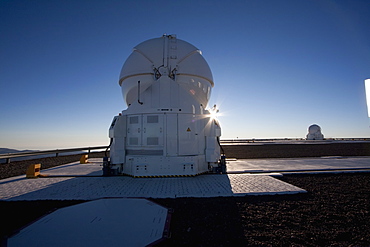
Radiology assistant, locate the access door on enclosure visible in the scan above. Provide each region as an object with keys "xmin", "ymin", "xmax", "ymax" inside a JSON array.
[{"xmin": 126, "ymin": 114, "xmax": 164, "ymax": 148}]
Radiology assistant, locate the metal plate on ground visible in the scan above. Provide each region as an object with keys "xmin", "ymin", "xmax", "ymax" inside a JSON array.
[
  {"xmin": 0, "ymin": 173, "xmax": 306, "ymax": 201},
  {"xmin": 7, "ymin": 198, "xmax": 169, "ymax": 247},
  {"xmin": 226, "ymin": 157, "xmax": 370, "ymax": 173}
]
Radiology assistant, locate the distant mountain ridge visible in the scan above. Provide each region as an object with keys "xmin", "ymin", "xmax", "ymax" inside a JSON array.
[
  {"xmin": 0, "ymin": 148, "xmax": 86, "ymax": 163},
  {"xmin": 0, "ymin": 148, "xmax": 37, "ymax": 155}
]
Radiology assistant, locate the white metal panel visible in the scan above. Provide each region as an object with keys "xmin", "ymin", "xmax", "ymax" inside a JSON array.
[
  {"xmin": 109, "ymin": 115, "xmax": 126, "ymax": 138},
  {"xmin": 142, "ymin": 114, "xmax": 164, "ymax": 147},
  {"xmin": 108, "ymin": 116, "xmax": 118, "ymax": 138},
  {"xmin": 170, "ymin": 77, "xmax": 180, "ymax": 108},
  {"xmin": 205, "ymin": 136, "xmax": 220, "ymax": 162},
  {"xmin": 150, "ymin": 78, "xmax": 160, "ymax": 108},
  {"xmin": 127, "ymin": 115, "xmax": 142, "ymax": 146},
  {"xmin": 119, "ymin": 51, "xmax": 154, "ymax": 83},
  {"xmin": 109, "ymin": 115, "xmax": 127, "ymax": 164},
  {"xmin": 166, "ymin": 114, "xmax": 178, "ymax": 156},
  {"xmin": 128, "ymin": 155, "xmax": 203, "ymax": 176},
  {"xmin": 196, "ymin": 117, "xmax": 207, "ymax": 155},
  {"xmin": 111, "ymin": 139, "xmax": 125, "ymax": 164},
  {"xmin": 121, "ymin": 76, "xmax": 153, "ymax": 106},
  {"xmin": 159, "ymin": 77, "xmax": 171, "ymax": 107},
  {"xmin": 178, "ymin": 114, "xmax": 198, "ymax": 155},
  {"xmin": 177, "ymin": 76, "xmax": 212, "ymax": 107},
  {"xmin": 176, "ymin": 51, "xmax": 213, "ymax": 85}
]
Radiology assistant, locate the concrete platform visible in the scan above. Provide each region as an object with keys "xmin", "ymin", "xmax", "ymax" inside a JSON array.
[
  {"xmin": 227, "ymin": 156, "xmax": 370, "ymax": 173},
  {"xmin": 2, "ymin": 156, "xmax": 368, "ymax": 247},
  {"xmin": 7, "ymin": 198, "xmax": 170, "ymax": 247},
  {"xmin": 0, "ymin": 158, "xmax": 306, "ymax": 201}
]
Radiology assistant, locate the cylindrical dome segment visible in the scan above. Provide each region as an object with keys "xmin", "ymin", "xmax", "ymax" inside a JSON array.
[{"xmin": 119, "ymin": 35, "xmax": 214, "ymax": 106}]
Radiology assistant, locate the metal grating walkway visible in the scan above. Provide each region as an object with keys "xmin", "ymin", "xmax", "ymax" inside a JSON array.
[{"xmin": 0, "ymin": 159, "xmax": 306, "ymax": 200}]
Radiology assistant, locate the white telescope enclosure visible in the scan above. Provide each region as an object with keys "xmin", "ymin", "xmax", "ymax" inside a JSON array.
[
  {"xmin": 108, "ymin": 35, "xmax": 221, "ymax": 177},
  {"xmin": 306, "ymin": 124, "xmax": 324, "ymax": 140}
]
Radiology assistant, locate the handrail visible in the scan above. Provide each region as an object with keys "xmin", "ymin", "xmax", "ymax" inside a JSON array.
[
  {"xmin": 0, "ymin": 146, "xmax": 109, "ymax": 164},
  {"xmin": 220, "ymin": 138, "xmax": 370, "ymax": 143},
  {"xmin": 2, "ymin": 138, "xmax": 369, "ymax": 164}
]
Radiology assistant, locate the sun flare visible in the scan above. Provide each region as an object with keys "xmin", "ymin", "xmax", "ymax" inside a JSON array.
[{"xmin": 208, "ymin": 104, "xmax": 220, "ymax": 120}]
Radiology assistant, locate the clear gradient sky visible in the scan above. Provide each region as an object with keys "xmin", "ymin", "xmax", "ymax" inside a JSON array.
[{"xmin": 1, "ymin": 0, "xmax": 370, "ymax": 150}]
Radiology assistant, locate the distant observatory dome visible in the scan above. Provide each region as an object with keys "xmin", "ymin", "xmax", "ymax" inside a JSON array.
[{"xmin": 306, "ymin": 124, "xmax": 324, "ymax": 140}]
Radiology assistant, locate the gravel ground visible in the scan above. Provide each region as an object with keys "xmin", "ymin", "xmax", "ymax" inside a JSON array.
[
  {"xmin": 154, "ymin": 173, "xmax": 370, "ymax": 246},
  {"xmin": 1, "ymin": 144, "xmax": 369, "ymax": 246},
  {"xmin": 222, "ymin": 142, "xmax": 370, "ymax": 159}
]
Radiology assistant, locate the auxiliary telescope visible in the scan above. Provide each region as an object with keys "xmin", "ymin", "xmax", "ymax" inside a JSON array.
[{"xmin": 106, "ymin": 35, "xmax": 225, "ymax": 177}]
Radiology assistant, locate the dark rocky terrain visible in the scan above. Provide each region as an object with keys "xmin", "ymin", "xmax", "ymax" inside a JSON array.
[
  {"xmin": 1, "ymin": 143, "xmax": 369, "ymax": 246},
  {"xmin": 222, "ymin": 142, "xmax": 370, "ymax": 159},
  {"xmin": 154, "ymin": 173, "xmax": 370, "ymax": 246}
]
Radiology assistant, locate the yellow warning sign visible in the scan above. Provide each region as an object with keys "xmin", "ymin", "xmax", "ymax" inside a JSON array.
[{"xmin": 186, "ymin": 127, "xmax": 191, "ymax": 132}]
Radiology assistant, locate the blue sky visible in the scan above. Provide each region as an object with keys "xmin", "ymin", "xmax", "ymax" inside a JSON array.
[{"xmin": 1, "ymin": 0, "xmax": 369, "ymax": 150}]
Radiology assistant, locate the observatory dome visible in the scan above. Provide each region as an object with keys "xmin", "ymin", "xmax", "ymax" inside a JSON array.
[
  {"xmin": 119, "ymin": 35, "xmax": 214, "ymax": 106},
  {"xmin": 306, "ymin": 124, "xmax": 324, "ymax": 140},
  {"xmin": 109, "ymin": 35, "xmax": 222, "ymax": 177}
]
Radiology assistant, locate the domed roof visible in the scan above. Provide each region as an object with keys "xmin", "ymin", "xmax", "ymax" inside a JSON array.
[
  {"xmin": 308, "ymin": 124, "xmax": 321, "ymax": 134},
  {"xmin": 119, "ymin": 35, "xmax": 213, "ymax": 86}
]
